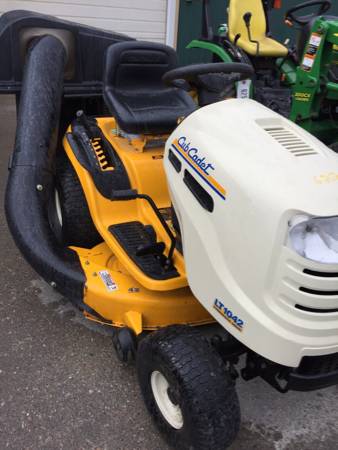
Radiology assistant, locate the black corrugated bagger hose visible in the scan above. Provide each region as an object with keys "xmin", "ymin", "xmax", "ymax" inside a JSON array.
[{"xmin": 5, "ymin": 35, "xmax": 86, "ymax": 304}]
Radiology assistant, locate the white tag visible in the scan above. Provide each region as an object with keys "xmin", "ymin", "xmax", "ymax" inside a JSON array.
[
  {"xmin": 303, "ymin": 56, "xmax": 314, "ymax": 69},
  {"xmin": 309, "ymin": 34, "xmax": 322, "ymax": 47},
  {"xmin": 99, "ymin": 270, "xmax": 118, "ymax": 292},
  {"xmin": 237, "ymin": 79, "xmax": 252, "ymax": 99}
]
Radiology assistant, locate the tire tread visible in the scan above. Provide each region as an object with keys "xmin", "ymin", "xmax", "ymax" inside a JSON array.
[
  {"xmin": 56, "ymin": 154, "xmax": 102, "ymax": 248},
  {"xmin": 137, "ymin": 325, "xmax": 240, "ymax": 450}
]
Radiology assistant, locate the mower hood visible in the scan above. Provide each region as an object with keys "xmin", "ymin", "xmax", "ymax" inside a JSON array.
[{"xmin": 164, "ymin": 99, "xmax": 338, "ymax": 367}]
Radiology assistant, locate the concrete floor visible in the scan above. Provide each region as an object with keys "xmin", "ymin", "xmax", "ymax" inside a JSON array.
[{"xmin": 0, "ymin": 95, "xmax": 337, "ymax": 450}]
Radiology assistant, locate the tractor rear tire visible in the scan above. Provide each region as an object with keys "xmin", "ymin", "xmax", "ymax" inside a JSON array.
[
  {"xmin": 55, "ymin": 153, "xmax": 102, "ymax": 248},
  {"xmin": 137, "ymin": 325, "xmax": 241, "ymax": 450}
]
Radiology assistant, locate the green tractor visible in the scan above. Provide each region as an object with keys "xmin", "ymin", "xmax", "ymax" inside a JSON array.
[{"xmin": 188, "ymin": 0, "xmax": 338, "ymax": 148}]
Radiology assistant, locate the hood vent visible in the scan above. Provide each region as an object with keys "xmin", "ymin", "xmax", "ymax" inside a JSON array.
[{"xmin": 264, "ymin": 126, "xmax": 318, "ymax": 157}]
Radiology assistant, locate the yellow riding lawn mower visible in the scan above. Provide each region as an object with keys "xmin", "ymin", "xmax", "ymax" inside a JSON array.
[{"xmin": 3, "ymin": 11, "xmax": 338, "ymax": 450}]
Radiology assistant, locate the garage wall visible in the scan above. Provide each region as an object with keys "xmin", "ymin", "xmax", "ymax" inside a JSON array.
[{"xmin": 0, "ymin": 0, "xmax": 168, "ymax": 42}]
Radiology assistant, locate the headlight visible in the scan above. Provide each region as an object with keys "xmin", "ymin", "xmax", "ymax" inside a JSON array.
[{"xmin": 288, "ymin": 215, "xmax": 338, "ymax": 264}]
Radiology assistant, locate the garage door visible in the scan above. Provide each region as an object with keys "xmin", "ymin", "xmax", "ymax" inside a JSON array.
[{"xmin": 0, "ymin": 0, "xmax": 168, "ymax": 42}]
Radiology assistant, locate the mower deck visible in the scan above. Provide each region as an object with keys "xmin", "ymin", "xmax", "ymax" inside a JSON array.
[
  {"xmin": 64, "ymin": 117, "xmax": 188, "ymax": 292},
  {"xmin": 63, "ymin": 116, "xmax": 213, "ymax": 334},
  {"xmin": 74, "ymin": 242, "xmax": 212, "ymax": 334}
]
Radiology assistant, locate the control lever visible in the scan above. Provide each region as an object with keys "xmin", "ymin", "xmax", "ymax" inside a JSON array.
[
  {"xmin": 243, "ymin": 11, "xmax": 252, "ymax": 26},
  {"xmin": 76, "ymin": 110, "xmax": 96, "ymax": 139},
  {"xmin": 243, "ymin": 12, "xmax": 260, "ymax": 56}
]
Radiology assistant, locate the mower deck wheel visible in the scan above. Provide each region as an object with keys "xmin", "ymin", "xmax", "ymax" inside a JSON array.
[
  {"xmin": 112, "ymin": 327, "xmax": 137, "ymax": 363},
  {"xmin": 137, "ymin": 325, "xmax": 241, "ymax": 450}
]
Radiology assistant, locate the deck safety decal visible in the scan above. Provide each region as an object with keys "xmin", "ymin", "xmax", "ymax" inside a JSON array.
[
  {"xmin": 301, "ymin": 32, "xmax": 322, "ymax": 72},
  {"xmin": 171, "ymin": 137, "xmax": 227, "ymax": 200},
  {"xmin": 99, "ymin": 270, "xmax": 118, "ymax": 292}
]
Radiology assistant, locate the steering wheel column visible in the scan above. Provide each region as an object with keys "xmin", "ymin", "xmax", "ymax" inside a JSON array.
[
  {"xmin": 163, "ymin": 62, "xmax": 255, "ymax": 107},
  {"xmin": 285, "ymin": 0, "xmax": 331, "ymax": 26}
]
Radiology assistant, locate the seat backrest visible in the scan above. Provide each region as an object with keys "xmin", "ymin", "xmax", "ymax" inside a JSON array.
[
  {"xmin": 103, "ymin": 41, "xmax": 197, "ymax": 135},
  {"xmin": 104, "ymin": 41, "xmax": 178, "ymax": 92},
  {"xmin": 228, "ymin": 0, "xmax": 267, "ymax": 42}
]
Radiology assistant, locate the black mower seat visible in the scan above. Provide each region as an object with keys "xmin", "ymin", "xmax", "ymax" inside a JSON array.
[{"xmin": 103, "ymin": 41, "xmax": 197, "ymax": 135}]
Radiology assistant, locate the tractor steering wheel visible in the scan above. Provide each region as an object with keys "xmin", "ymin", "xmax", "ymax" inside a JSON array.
[
  {"xmin": 162, "ymin": 62, "xmax": 254, "ymax": 88},
  {"xmin": 285, "ymin": 0, "xmax": 331, "ymax": 26}
]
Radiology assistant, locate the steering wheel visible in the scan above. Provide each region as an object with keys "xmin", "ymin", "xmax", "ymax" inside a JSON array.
[
  {"xmin": 285, "ymin": 0, "xmax": 331, "ymax": 26},
  {"xmin": 162, "ymin": 62, "xmax": 254, "ymax": 88}
]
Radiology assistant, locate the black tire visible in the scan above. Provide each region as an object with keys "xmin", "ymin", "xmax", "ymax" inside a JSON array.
[
  {"xmin": 137, "ymin": 325, "xmax": 241, "ymax": 450},
  {"xmin": 112, "ymin": 327, "xmax": 137, "ymax": 363},
  {"xmin": 56, "ymin": 153, "xmax": 102, "ymax": 248}
]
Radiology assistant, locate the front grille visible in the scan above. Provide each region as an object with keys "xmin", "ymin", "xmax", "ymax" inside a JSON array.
[
  {"xmin": 299, "ymin": 268, "xmax": 338, "ymax": 302},
  {"xmin": 299, "ymin": 286, "xmax": 338, "ymax": 296},
  {"xmin": 295, "ymin": 304, "xmax": 338, "ymax": 314},
  {"xmin": 281, "ymin": 257, "xmax": 338, "ymax": 315},
  {"xmin": 304, "ymin": 269, "xmax": 338, "ymax": 278}
]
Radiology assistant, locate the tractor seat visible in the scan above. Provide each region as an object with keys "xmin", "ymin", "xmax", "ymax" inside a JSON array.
[
  {"xmin": 103, "ymin": 41, "xmax": 197, "ymax": 135},
  {"xmin": 228, "ymin": 0, "xmax": 288, "ymax": 57}
]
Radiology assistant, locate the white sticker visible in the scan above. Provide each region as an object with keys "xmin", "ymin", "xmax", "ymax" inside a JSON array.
[
  {"xmin": 237, "ymin": 79, "xmax": 252, "ymax": 99},
  {"xmin": 99, "ymin": 270, "xmax": 118, "ymax": 292},
  {"xmin": 309, "ymin": 34, "xmax": 322, "ymax": 47},
  {"xmin": 302, "ymin": 56, "xmax": 314, "ymax": 69}
]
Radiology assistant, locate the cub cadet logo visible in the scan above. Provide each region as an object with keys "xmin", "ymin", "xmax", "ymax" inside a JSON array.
[
  {"xmin": 177, "ymin": 136, "xmax": 215, "ymax": 175},
  {"xmin": 171, "ymin": 137, "xmax": 227, "ymax": 200},
  {"xmin": 314, "ymin": 172, "xmax": 338, "ymax": 184},
  {"xmin": 294, "ymin": 92, "xmax": 311, "ymax": 102}
]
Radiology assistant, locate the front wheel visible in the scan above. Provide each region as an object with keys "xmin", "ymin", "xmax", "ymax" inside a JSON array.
[{"xmin": 137, "ymin": 325, "xmax": 241, "ymax": 450}]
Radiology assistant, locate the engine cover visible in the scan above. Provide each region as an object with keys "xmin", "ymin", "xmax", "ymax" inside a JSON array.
[{"xmin": 164, "ymin": 99, "xmax": 338, "ymax": 367}]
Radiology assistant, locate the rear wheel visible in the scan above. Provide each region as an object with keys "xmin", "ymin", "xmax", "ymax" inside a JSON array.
[
  {"xmin": 137, "ymin": 325, "xmax": 241, "ymax": 450},
  {"xmin": 55, "ymin": 153, "xmax": 102, "ymax": 248}
]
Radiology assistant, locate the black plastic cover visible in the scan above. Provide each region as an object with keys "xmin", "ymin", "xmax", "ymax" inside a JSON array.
[
  {"xmin": 289, "ymin": 352, "xmax": 338, "ymax": 391},
  {"xmin": 5, "ymin": 35, "xmax": 86, "ymax": 303},
  {"xmin": 0, "ymin": 10, "xmax": 134, "ymax": 96},
  {"xmin": 67, "ymin": 115, "xmax": 131, "ymax": 199}
]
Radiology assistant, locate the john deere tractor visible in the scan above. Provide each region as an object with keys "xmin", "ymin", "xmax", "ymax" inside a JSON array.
[{"xmin": 188, "ymin": 0, "xmax": 338, "ymax": 148}]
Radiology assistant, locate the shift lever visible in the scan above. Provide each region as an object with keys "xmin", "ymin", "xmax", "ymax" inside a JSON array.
[
  {"xmin": 243, "ymin": 12, "xmax": 252, "ymax": 27},
  {"xmin": 243, "ymin": 12, "xmax": 260, "ymax": 56}
]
